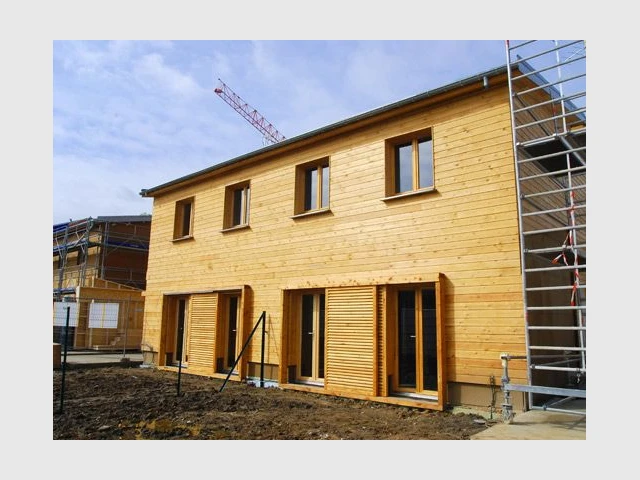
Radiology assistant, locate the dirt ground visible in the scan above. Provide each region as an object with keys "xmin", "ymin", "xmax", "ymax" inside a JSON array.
[{"xmin": 53, "ymin": 365, "xmax": 493, "ymax": 440}]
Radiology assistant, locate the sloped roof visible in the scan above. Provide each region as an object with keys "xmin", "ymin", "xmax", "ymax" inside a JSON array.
[
  {"xmin": 94, "ymin": 215, "xmax": 152, "ymax": 223},
  {"xmin": 53, "ymin": 215, "xmax": 152, "ymax": 233}
]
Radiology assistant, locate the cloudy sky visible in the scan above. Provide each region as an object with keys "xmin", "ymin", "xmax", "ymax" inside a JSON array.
[{"xmin": 52, "ymin": 40, "xmax": 512, "ymax": 224}]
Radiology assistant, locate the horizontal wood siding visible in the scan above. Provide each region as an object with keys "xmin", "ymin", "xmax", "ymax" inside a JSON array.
[
  {"xmin": 187, "ymin": 293, "xmax": 218, "ymax": 374},
  {"xmin": 141, "ymin": 294, "xmax": 163, "ymax": 351},
  {"xmin": 142, "ymin": 81, "xmax": 528, "ymax": 391},
  {"xmin": 325, "ymin": 286, "xmax": 376, "ymax": 395}
]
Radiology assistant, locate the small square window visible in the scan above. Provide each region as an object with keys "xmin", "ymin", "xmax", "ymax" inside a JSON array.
[
  {"xmin": 223, "ymin": 181, "xmax": 251, "ymax": 229},
  {"xmin": 295, "ymin": 158, "xmax": 330, "ymax": 215},
  {"xmin": 173, "ymin": 197, "xmax": 194, "ymax": 239},
  {"xmin": 385, "ymin": 129, "xmax": 434, "ymax": 196}
]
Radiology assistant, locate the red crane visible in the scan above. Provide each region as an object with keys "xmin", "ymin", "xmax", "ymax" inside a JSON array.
[{"xmin": 214, "ymin": 79, "xmax": 286, "ymax": 146}]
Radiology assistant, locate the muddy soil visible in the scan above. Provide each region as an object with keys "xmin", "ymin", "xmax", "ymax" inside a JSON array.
[{"xmin": 53, "ymin": 366, "xmax": 492, "ymax": 440}]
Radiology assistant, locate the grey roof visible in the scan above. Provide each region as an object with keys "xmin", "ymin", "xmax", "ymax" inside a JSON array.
[
  {"xmin": 94, "ymin": 215, "xmax": 152, "ymax": 223},
  {"xmin": 140, "ymin": 64, "xmax": 509, "ymax": 197},
  {"xmin": 54, "ymin": 215, "xmax": 152, "ymax": 231}
]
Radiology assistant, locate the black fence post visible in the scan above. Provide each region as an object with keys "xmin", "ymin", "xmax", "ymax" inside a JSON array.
[
  {"xmin": 176, "ymin": 321, "xmax": 184, "ymax": 397},
  {"xmin": 58, "ymin": 306, "xmax": 71, "ymax": 414},
  {"xmin": 260, "ymin": 311, "xmax": 266, "ymax": 388}
]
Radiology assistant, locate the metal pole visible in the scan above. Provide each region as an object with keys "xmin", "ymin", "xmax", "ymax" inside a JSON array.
[
  {"xmin": 58, "ymin": 306, "xmax": 71, "ymax": 414},
  {"xmin": 55, "ymin": 223, "xmax": 70, "ymax": 300},
  {"xmin": 177, "ymin": 320, "xmax": 184, "ymax": 397},
  {"xmin": 122, "ymin": 298, "xmax": 130, "ymax": 360},
  {"xmin": 505, "ymin": 40, "xmax": 534, "ymax": 403},
  {"xmin": 79, "ymin": 217, "xmax": 94, "ymax": 288},
  {"xmin": 500, "ymin": 353, "xmax": 513, "ymax": 423},
  {"xmin": 260, "ymin": 311, "xmax": 266, "ymax": 388}
]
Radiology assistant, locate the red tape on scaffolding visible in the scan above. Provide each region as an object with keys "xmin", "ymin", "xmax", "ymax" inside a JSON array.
[{"xmin": 551, "ymin": 192, "xmax": 581, "ymax": 308}]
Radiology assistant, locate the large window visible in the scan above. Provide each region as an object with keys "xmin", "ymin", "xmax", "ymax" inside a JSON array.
[
  {"xmin": 173, "ymin": 197, "xmax": 194, "ymax": 239},
  {"xmin": 394, "ymin": 286, "xmax": 438, "ymax": 394},
  {"xmin": 294, "ymin": 158, "xmax": 330, "ymax": 215},
  {"xmin": 223, "ymin": 181, "xmax": 251, "ymax": 230},
  {"xmin": 385, "ymin": 129, "xmax": 434, "ymax": 196}
]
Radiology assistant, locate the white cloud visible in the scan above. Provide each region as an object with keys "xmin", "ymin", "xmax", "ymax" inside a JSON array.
[
  {"xmin": 250, "ymin": 41, "xmax": 282, "ymax": 82},
  {"xmin": 57, "ymin": 40, "xmax": 134, "ymax": 79},
  {"xmin": 53, "ymin": 153, "xmax": 171, "ymax": 222},
  {"xmin": 147, "ymin": 40, "xmax": 174, "ymax": 50},
  {"xmin": 133, "ymin": 53, "xmax": 204, "ymax": 99},
  {"xmin": 344, "ymin": 43, "xmax": 403, "ymax": 102},
  {"xmin": 211, "ymin": 51, "xmax": 233, "ymax": 82}
]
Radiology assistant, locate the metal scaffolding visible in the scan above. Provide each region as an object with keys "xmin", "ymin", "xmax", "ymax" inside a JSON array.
[
  {"xmin": 502, "ymin": 40, "xmax": 586, "ymax": 420},
  {"xmin": 53, "ymin": 216, "xmax": 152, "ymax": 298}
]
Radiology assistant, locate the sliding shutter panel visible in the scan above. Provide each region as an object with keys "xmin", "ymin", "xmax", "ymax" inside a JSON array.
[
  {"xmin": 188, "ymin": 293, "xmax": 218, "ymax": 374},
  {"xmin": 325, "ymin": 286, "xmax": 376, "ymax": 395},
  {"xmin": 376, "ymin": 286, "xmax": 387, "ymax": 396}
]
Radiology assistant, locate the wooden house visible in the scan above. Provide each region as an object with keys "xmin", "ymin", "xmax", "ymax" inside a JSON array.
[
  {"xmin": 139, "ymin": 57, "xmax": 586, "ymax": 412},
  {"xmin": 53, "ymin": 215, "xmax": 151, "ymax": 351}
]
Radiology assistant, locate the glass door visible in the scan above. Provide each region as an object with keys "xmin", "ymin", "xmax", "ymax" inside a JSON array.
[
  {"xmin": 395, "ymin": 287, "xmax": 438, "ymax": 393},
  {"xmin": 299, "ymin": 293, "xmax": 325, "ymax": 383},
  {"xmin": 222, "ymin": 295, "xmax": 240, "ymax": 372},
  {"xmin": 397, "ymin": 290, "xmax": 417, "ymax": 388},
  {"xmin": 173, "ymin": 298, "xmax": 188, "ymax": 366}
]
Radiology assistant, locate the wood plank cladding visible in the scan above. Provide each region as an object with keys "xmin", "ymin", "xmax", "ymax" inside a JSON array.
[
  {"xmin": 325, "ymin": 286, "xmax": 376, "ymax": 395},
  {"xmin": 186, "ymin": 293, "xmax": 217, "ymax": 374},
  {"xmin": 142, "ymin": 76, "xmax": 530, "ymax": 404}
]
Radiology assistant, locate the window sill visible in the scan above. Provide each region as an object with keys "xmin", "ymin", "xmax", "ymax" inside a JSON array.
[
  {"xmin": 172, "ymin": 235, "xmax": 194, "ymax": 243},
  {"xmin": 220, "ymin": 224, "xmax": 250, "ymax": 233},
  {"xmin": 290, "ymin": 208, "xmax": 332, "ymax": 220},
  {"xmin": 382, "ymin": 187, "xmax": 437, "ymax": 202}
]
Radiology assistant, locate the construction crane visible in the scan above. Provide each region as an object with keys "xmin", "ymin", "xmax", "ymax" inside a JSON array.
[{"xmin": 214, "ymin": 79, "xmax": 286, "ymax": 146}]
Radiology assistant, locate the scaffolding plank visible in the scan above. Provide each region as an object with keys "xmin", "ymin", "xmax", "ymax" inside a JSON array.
[{"xmin": 503, "ymin": 383, "xmax": 586, "ymax": 398}]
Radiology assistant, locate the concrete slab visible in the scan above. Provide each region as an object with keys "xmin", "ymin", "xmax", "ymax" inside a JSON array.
[
  {"xmin": 56, "ymin": 351, "xmax": 143, "ymax": 369},
  {"xmin": 471, "ymin": 407, "xmax": 586, "ymax": 440}
]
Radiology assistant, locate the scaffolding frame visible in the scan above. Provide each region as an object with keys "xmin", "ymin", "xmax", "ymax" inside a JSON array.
[
  {"xmin": 53, "ymin": 216, "xmax": 151, "ymax": 298},
  {"xmin": 502, "ymin": 40, "xmax": 586, "ymax": 421}
]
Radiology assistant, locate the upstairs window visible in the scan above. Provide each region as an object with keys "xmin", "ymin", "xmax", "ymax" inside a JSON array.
[
  {"xmin": 173, "ymin": 197, "xmax": 194, "ymax": 239},
  {"xmin": 294, "ymin": 158, "xmax": 330, "ymax": 215},
  {"xmin": 223, "ymin": 181, "xmax": 251, "ymax": 230},
  {"xmin": 385, "ymin": 129, "xmax": 434, "ymax": 197}
]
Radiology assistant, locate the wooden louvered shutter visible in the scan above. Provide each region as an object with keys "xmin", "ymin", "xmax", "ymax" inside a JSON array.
[
  {"xmin": 325, "ymin": 286, "xmax": 376, "ymax": 395},
  {"xmin": 376, "ymin": 286, "xmax": 387, "ymax": 396},
  {"xmin": 187, "ymin": 293, "xmax": 218, "ymax": 374}
]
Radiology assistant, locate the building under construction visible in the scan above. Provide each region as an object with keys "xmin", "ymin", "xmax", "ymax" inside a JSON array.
[{"xmin": 53, "ymin": 215, "xmax": 151, "ymax": 351}]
